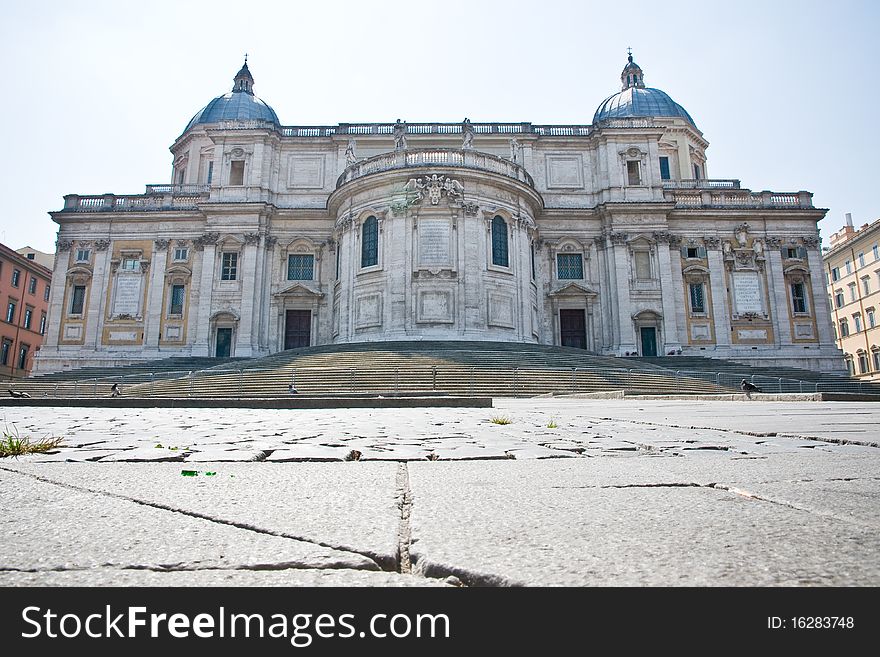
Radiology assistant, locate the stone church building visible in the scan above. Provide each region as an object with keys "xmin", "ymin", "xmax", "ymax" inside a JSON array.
[{"xmin": 34, "ymin": 54, "xmax": 843, "ymax": 374}]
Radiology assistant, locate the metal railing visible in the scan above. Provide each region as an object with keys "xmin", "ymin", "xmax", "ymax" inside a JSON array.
[{"xmin": 8, "ymin": 364, "xmax": 880, "ymax": 399}]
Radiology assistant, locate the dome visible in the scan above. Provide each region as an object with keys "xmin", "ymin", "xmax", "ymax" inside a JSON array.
[
  {"xmin": 592, "ymin": 52, "xmax": 696, "ymax": 128},
  {"xmin": 593, "ymin": 87, "xmax": 696, "ymax": 126},
  {"xmin": 183, "ymin": 60, "xmax": 280, "ymax": 133}
]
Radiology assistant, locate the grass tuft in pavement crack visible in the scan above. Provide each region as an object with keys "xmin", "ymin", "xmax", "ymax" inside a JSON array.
[
  {"xmin": 0, "ymin": 425, "xmax": 64, "ymax": 458},
  {"xmin": 489, "ymin": 415, "xmax": 512, "ymax": 425}
]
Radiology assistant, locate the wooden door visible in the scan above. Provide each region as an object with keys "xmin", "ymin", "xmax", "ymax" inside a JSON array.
[
  {"xmin": 560, "ymin": 309, "xmax": 587, "ymax": 349},
  {"xmin": 285, "ymin": 310, "xmax": 311, "ymax": 349}
]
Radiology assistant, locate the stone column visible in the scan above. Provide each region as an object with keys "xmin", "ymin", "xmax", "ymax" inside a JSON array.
[
  {"xmin": 706, "ymin": 243, "xmax": 731, "ymax": 347},
  {"xmin": 655, "ymin": 236, "xmax": 681, "ymax": 352},
  {"xmin": 142, "ymin": 240, "xmax": 168, "ymax": 353},
  {"xmin": 44, "ymin": 243, "xmax": 71, "ymax": 349},
  {"xmin": 765, "ymin": 249, "xmax": 791, "ymax": 346},
  {"xmin": 84, "ymin": 241, "xmax": 112, "ymax": 349},
  {"xmin": 806, "ymin": 242, "xmax": 836, "ymax": 346},
  {"xmin": 235, "ymin": 235, "xmax": 259, "ymax": 357},
  {"xmin": 611, "ymin": 234, "xmax": 635, "ymax": 353},
  {"xmin": 192, "ymin": 239, "xmax": 216, "ymax": 356}
]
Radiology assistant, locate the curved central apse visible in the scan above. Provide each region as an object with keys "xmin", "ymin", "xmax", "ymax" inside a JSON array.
[{"xmin": 328, "ymin": 151, "xmax": 544, "ymax": 344}]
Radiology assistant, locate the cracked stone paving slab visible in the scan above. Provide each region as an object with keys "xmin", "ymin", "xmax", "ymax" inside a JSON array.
[{"xmin": 406, "ymin": 460, "xmax": 880, "ymax": 586}]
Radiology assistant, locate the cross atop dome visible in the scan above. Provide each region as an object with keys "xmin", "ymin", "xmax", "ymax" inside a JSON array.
[
  {"xmin": 620, "ymin": 49, "xmax": 645, "ymax": 91},
  {"xmin": 233, "ymin": 57, "xmax": 255, "ymax": 95}
]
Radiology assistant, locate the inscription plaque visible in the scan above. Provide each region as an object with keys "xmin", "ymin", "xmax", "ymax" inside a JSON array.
[
  {"xmin": 113, "ymin": 275, "xmax": 142, "ymax": 316},
  {"xmin": 733, "ymin": 272, "xmax": 762, "ymax": 314},
  {"xmin": 418, "ymin": 219, "xmax": 450, "ymax": 266}
]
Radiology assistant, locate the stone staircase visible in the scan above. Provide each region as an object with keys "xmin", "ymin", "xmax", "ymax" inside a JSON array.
[
  {"xmin": 10, "ymin": 342, "xmax": 875, "ymax": 399},
  {"xmin": 10, "ymin": 342, "xmax": 726, "ymax": 398}
]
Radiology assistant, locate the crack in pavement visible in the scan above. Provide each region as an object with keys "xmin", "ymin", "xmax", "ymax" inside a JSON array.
[
  {"xmin": 0, "ymin": 464, "xmax": 388, "ymax": 572},
  {"xmin": 0, "ymin": 562, "xmax": 384, "ymax": 574},
  {"xmin": 395, "ymin": 463, "xmax": 413, "ymax": 575},
  {"xmin": 594, "ymin": 417, "xmax": 880, "ymax": 448}
]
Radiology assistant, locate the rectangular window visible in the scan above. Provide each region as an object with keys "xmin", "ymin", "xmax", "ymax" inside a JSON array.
[
  {"xmin": 784, "ymin": 247, "xmax": 799, "ymax": 259},
  {"xmin": 23, "ymin": 307, "xmax": 32, "ymax": 329},
  {"xmin": 853, "ymin": 314, "xmax": 863, "ymax": 332},
  {"xmin": 686, "ymin": 247, "xmax": 700, "ymax": 259},
  {"xmin": 44, "ymin": 284, "xmax": 50, "ymax": 302},
  {"xmin": 831, "ymin": 267, "xmax": 840, "ymax": 281},
  {"xmin": 70, "ymin": 285, "xmax": 86, "ymax": 315},
  {"xmin": 849, "ymin": 283, "xmax": 857, "ymax": 302},
  {"xmin": 689, "ymin": 283, "xmax": 705, "ymax": 314},
  {"xmin": 693, "ymin": 164, "xmax": 701, "ymax": 179},
  {"xmin": 859, "ymin": 353, "xmax": 868, "ymax": 374},
  {"xmin": 17, "ymin": 344, "xmax": 28, "ymax": 370},
  {"xmin": 874, "ymin": 245, "xmax": 879, "ymax": 261},
  {"xmin": 221, "ymin": 252, "xmax": 238, "ymax": 281},
  {"xmin": 75, "ymin": 249, "xmax": 90, "ymax": 263},
  {"xmin": 287, "ymin": 254, "xmax": 315, "ymax": 281},
  {"xmin": 626, "ymin": 160, "xmax": 641, "ymax": 185},
  {"xmin": 169, "ymin": 284, "xmax": 185, "ymax": 315},
  {"xmin": 868, "ymin": 309, "xmax": 876, "ymax": 329},
  {"xmin": 835, "ymin": 291, "xmax": 844, "ymax": 308},
  {"xmin": 840, "ymin": 320, "xmax": 849, "ymax": 337},
  {"xmin": 634, "ymin": 252, "xmax": 651, "ymax": 280},
  {"xmin": 121, "ymin": 257, "xmax": 138, "ymax": 271},
  {"xmin": 845, "ymin": 260, "xmax": 851, "ymax": 274},
  {"xmin": 206, "ymin": 161, "xmax": 214, "ymax": 184},
  {"xmin": 556, "ymin": 254, "xmax": 584, "ymax": 280},
  {"xmin": 874, "ymin": 351, "xmax": 880, "ymax": 372},
  {"xmin": 39, "ymin": 313, "xmax": 46, "ymax": 335},
  {"xmin": 0, "ymin": 339, "xmax": 10, "ymax": 366},
  {"xmin": 173, "ymin": 247, "xmax": 189, "ymax": 261},
  {"xmin": 230, "ymin": 160, "xmax": 245, "ymax": 186},
  {"xmin": 28, "ymin": 277, "xmax": 37, "ymax": 294},
  {"xmin": 11, "ymin": 269, "xmax": 20, "ymax": 287},
  {"xmin": 858, "ymin": 252, "xmax": 865, "ymax": 267},
  {"xmin": 862, "ymin": 277, "xmax": 870, "ymax": 295},
  {"xmin": 530, "ymin": 243, "xmax": 536, "ymax": 280},
  {"xmin": 791, "ymin": 282, "xmax": 807, "ymax": 314},
  {"xmin": 659, "ymin": 157, "xmax": 670, "ymax": 180},
  {"xmin": 5, "ymin": 302, "xmax": 15, "ymax": 323}
]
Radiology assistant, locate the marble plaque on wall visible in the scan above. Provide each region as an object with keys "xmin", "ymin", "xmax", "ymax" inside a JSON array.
[
  {"xmin": 109, "ymin": 331, "xmax": 138, "ymax": 341},
  {"xmin": 733, "ymin": 272, "xmax": 762, "ymax": 314},
  {"xmin": 288, "ymin": 156, "xmax": 325, "ymax": 189},
  {"xmin": 355, "ymin": 293, "xmax": 382, "ymax": 328},
  {"xmin": 64, "ymin": 325, "xmax": 82, "ymax": 339},
  {"xmin": 794, "ymin": 323, "xmax": 815, "ymax": 338},
  {"xmin": 417, "ymin": 290, "xmax": 454, "ymax": 323},
  {"xmin": 113, "ymin": 275, "xmax": 142, "ymax": 316},
  {"xmin": 487, "ymin": 293, "xmax": 516, "ymax": 329},
  {"xmin": 418, "ymin": 218, "xmax": 451, "ymax": 267},
  {"xmin": 545, "ymin": 155, "xmax": 584, "ymax": 189},
  {"xmin": 737, "ymin": 329, "xmax": 768, "ymax": 340}
]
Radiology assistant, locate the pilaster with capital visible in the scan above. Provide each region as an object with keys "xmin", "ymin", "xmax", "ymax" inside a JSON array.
[
  {"xmin": 235, "ymin": 238, "xmax": 259, "ymax": 356},
  {"xmin": 706, "ymin": 244, "xmax": 731, "ymax": 347},
  {"xmin": 656, "ymin": 242, "xmax": 682, "ymax": 352},
  {"xmin": 806, "ymin": 245, "xmax": 836, "ymax": 346},
  {"xmin": 765, "ymin": 248, "xmax": 791, "ymax": 346},
  {"xmin": 83, "ymin": 246, "xmax": 112, "ymax": 349},
  {"xmin": 142, "ymin": 241, "xmax": 169, "ymax": 351},
  {"xmin": 191, "ymin": 242, "xmax": 217, "ymax": 355}
]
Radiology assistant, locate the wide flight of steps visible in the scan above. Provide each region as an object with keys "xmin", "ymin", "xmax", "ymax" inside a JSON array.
[
  {"xmin": 620, "ymin": 355, "xmax": 880, "ymax": 395},
  {"xmin": 9, "ymin": 342, "xmax": 732, "ymax": 398}
]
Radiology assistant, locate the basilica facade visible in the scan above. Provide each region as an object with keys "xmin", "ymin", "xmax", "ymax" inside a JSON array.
[{"xmin": 34, "ymin": 55, "xmax": 843, "ymax": 374}]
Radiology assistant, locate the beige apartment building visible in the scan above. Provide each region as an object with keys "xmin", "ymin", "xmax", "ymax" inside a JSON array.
[{"xmin": 824, "ymin": 214, "xmax": 880, "ymax": 379}]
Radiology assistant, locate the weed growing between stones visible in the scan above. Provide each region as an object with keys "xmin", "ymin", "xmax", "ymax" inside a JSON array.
[
  {"xmin": 0, "ymin": 425, "xmax": 63, "ymax": 458},
  {"xmin": 490, "ymin": 416, "xmax": 512, "ymax": 425}
]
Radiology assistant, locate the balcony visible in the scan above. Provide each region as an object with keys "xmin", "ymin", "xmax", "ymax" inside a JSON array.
[
  {"xmin": 664, "ymin": 189, "xmax": 814, "ymax": 209},
  {"xmin": 662, "ymin": 179, "xmax": 741, "ymax": 190},
  {"xmin": 336, "ymin": 148, "xmax": 535, "ymax": 189}
]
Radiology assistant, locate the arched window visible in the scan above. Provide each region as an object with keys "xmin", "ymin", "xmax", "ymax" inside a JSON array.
[
  {"xmin": 491, "ymin": 216, "xmax": 509, "ymax": 267},
  {"xmin": 361, "ymin": 216, "xmax": 378, "ymax": 268}
]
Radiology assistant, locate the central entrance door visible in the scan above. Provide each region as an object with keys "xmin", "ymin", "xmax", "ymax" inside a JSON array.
[
  {"xmin": 285, "ymin": 310, "xmax": 311, "ymax": 349},
  {"xmin": 215, "ymin": 328, "xmax": 232, "ymax": 358},
  {"xmin": 560, "ymin": 309, "xmax": 587, "ymax": 349},
  {"xmin": 640, "ymin": 326, "xmax": 658, "ymax": 357}
]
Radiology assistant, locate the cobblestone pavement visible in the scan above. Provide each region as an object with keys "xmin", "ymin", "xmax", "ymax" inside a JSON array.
[{"xmin": 0, "ymin": 399, "xmax": 877, "ymax": 586}]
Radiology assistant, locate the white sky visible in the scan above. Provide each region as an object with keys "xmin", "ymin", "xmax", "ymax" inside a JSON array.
[{"xmin": 1, "ymin": 0, "xmax": 878, "ymax": 253}]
